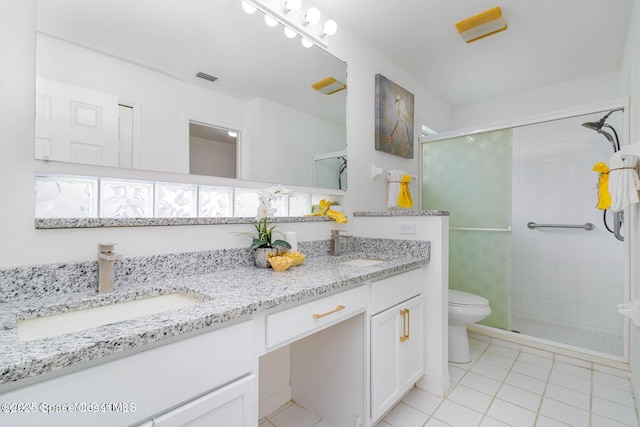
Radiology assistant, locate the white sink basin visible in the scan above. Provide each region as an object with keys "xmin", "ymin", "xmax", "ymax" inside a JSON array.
[
  {"xmin": 16, "ymin": 292, "xmax": 203, "ymax": 342},
  {"xmin": 339, "ymin": 258, "xmax": 387, "ymax": 267}
]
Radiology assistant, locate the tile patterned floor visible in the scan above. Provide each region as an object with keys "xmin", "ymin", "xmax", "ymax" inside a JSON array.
[{"xmin": 260, "ymin": 336, "xmax": 639, "ymax": 427}]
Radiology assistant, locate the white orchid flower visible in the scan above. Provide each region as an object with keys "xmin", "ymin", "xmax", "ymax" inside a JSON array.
[{"xmin": 256, "ymin": 201, "xmax": 276, "ymax": 220}]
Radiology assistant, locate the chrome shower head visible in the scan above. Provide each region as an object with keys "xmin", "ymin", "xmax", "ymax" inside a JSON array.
[
  {"xmin": 582, "ymin": 121, "xmax": 603, "ymax": 131},
  {"xmin": 582, "ymin": 109, "xmax": 623, "ymax": 152}
]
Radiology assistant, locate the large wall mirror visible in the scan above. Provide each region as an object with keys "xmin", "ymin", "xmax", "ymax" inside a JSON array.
[{"xmin": 35, "ymin": 0, "xmax": 347, "ymax": 190}]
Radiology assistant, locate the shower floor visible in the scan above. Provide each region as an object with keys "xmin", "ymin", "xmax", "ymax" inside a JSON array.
[{"xmin": 511, "ymin": 315, "xmax": 624, "ymax": 358}]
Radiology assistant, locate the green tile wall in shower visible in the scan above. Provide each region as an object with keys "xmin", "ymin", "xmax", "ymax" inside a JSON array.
[{"xmin": 422, "ymin": 129, "xmax": 512, "ymax": 330}]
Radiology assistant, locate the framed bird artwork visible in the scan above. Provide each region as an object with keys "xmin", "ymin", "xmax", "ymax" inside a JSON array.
[{"xmin": 374, "ymin": 74, "xmax": 415, "ymax": 159}]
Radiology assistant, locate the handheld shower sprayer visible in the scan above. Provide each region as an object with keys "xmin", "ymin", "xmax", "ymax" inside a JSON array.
[
  {"xmin": 581, "ymin": 109, "xmax": 622, "ymax": 152},
  {"xmin": 582, "ymin": 108, "xmax": 625, "ymax": 241}
]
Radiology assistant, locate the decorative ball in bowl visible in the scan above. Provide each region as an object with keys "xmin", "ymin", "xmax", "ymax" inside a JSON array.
[
  {"xmin": 285, "ymin": 251, "xmax": 306, "ymax": 266},
  {"xmin": 268, "ymin": 255, "xmax": 294, "ymax": 272}
]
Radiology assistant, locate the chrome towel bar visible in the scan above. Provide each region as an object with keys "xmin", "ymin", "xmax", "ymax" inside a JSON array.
[{"xmin": 527, "ymin": 222, "xmax": 594, "ymax": 231}]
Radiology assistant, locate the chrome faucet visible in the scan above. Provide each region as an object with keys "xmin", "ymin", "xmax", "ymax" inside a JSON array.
[
  {"xmin": 330, "ymin": 229, "xmax": 352, "ymax": 256},
  {"xmin": 98, "ymin": 243, "xmax": 122, "ymax": 293}
]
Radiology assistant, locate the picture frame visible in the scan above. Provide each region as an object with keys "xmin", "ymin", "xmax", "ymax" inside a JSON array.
[{"xmin": 375, "ymin": 73, "xmax": 415, "ymax": 159}]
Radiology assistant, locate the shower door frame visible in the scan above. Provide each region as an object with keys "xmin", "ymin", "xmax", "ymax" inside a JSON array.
[{"xmin": 420, "ymin": 97, "xmax": 632, "ymax": 364}]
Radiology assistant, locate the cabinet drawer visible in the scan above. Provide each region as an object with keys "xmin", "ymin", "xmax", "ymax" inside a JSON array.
[
  {"xmin": 266, "ymin": 285, "xmax": 368, "ymax": 349},
  {"xmin": 153, "ymin": 374, "xmax": 256, "ymax": 427},
  {"xmin": 371, "ymin": 268, "xmax": 423, "ymax": 314}
]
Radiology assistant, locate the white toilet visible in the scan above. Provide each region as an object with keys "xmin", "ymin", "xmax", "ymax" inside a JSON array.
[{"xmin": 448, "ymin": 289, "xmax": 491, "ymax": 363}]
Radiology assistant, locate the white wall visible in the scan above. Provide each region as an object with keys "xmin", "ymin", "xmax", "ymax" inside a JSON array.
[
  {"xmin": 243, "ymin": 98, "xmax": 345, "ymax": 187},
  {"xmin": 452, "ymin": 70, "xmax": 622, "ymax": 130},
  {"xmin": 329, "ymin": 27, "xmax": 453, "ymax": 213},
  {"xmin": 189, "ymin": 136, "xmax": 236, "ymax": 178},
  {"xmin": 620, "ymin": 0, "xmax": 640, "ymax": 410}
]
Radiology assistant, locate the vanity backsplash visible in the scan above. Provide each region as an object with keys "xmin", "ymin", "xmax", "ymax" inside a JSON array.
[{"xmin": 0, "ymin": 238, "xmax": 429, "ymax": 304}]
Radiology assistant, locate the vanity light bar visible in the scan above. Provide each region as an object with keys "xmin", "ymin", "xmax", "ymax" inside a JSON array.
[{"xmin": 241, "ymin": 0, "xmax": 336, "ymax": 48}]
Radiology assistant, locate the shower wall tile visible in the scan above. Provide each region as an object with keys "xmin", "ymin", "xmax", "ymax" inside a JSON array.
[{"xmin": 512, "ymin": 116, "xmax": 625, "ymax": 356}]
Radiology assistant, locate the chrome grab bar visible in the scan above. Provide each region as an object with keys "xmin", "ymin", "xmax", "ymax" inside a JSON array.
[{"xmin": 527, "ymin": 222, "xmax": 594, "ymax": 231}]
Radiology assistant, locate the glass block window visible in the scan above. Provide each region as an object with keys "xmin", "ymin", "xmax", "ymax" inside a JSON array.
[
  {"xmin": 100, "ymin": 179, "xmax": 153, "ymax": 218},
  {"xmin": 35, "ymin": 175, "xmax": 97, "ymax": 218},
  {"xmin": 199, "ymin": 186, "xmax": 233, "ymax": 217},
  {"xmin": 289, "ymin": 193, "xmax": 311, "ymax": 216},
  {"xmin": 35, "ymin": 173, "xmax": 326, "ymax": 221},
  {"xmin": 234, "ymin": 188, "xmax": 260, "ymax": 218},
  {"xmin": 155, "ymin": 182, "xmax": 198, "ymax": 217},
  {"xmin": 271, "ymin": 196, "xmax": 288, "ymax": 217}
]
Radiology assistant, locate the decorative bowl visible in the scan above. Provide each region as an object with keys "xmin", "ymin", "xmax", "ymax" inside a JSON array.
[
  {"xmin": 268, "ymin": 256, "xmax": 293, "ymax": 272},
  {"xmin": 285, "ymin": 251, "xmax": 306, "ymax": 266}
]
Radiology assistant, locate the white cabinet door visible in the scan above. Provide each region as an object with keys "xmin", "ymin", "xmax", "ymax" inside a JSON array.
[
  {"xmin": 400, "ymin": 296, "xmax": 424, "ymax": 391},
  {"xmin": 370, "ymin": 295, "xmax": 424, "ymax": 422},
  {"xmin": 371, "ymin": 304, "xmax": 403, "ymax": 421},
  {"xmin": 153, "ymin": 374, "xmax": 256, "ymax": 427}
]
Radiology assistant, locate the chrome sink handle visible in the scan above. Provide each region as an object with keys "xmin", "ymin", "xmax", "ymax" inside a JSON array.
[
  {"xmin": 330, "ymin": 229, "xmax": 352, "ymax": 256},
  {"xmin": 98, "ymin": 242, "xmax": 122, "ymax": 293}
]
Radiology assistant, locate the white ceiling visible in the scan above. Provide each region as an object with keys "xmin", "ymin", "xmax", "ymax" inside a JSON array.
[{"xmin": 311, "ymin": 0, "xmax": 634, "ymax": 107}]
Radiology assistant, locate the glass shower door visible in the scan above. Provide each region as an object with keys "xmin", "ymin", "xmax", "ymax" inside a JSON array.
[{"xmin": 422, "ymin": 129, "xmax": 513, "ymax": 330}]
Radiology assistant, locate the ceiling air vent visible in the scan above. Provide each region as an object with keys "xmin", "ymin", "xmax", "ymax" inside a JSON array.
[{"xmin": 196, "ymin": 72, "xmax": 218, "ymax": 82}]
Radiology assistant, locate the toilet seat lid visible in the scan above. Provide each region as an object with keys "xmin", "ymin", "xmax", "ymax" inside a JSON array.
[{"xmin": 449, "ymin": 289, "xmax": 489, "ymax": 307}]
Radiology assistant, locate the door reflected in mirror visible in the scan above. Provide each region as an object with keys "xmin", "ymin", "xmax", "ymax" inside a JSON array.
[{"xmin": 189, "ymin": 123, "xmax": 238, "ymax": 179}]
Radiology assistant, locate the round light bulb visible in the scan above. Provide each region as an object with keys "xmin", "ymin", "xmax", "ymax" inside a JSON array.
[
  {"xmin": 304, "ymin": 7, "xmax": 321, "ymax": 25},
  {"xmin": 301, "ymin": 38, "xmax": 314, "ymax": 48},
  {"xmin": 322, "ymin": 19, "xmax": 337, "ymax": 36},
  {"xmin": 264, "ymin": 14, "xmax": 278, "ymax": 27},
  {"xmin": 241, "ymin": 1, "xmax": 257, "ymax": 14},
  {"xmin": 284, "ymin": 0, "xmax": 301, "ymax": 12},
  {"xmin": 284, "ymin": 27, "xmax": 297, "ymax": 39}
]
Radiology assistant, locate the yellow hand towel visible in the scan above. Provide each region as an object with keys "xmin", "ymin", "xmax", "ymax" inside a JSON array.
[
  {"xmin": 327, "ymin": 209, "xmax": 348, "ymax": 224},
  {"xmin": 306, "ymin": 199, "xmax": 348, "ymax": 223},
  {"xmin": 592, "ymin": 162, "xmax": 611, "ymax": 210},
  {"xmin": 398, "ymin": 174, "xmax": 413, "ymax": 208}
]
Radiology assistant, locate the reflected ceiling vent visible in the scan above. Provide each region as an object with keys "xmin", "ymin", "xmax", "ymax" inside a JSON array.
[
  {"xmin": 311, "ymin": 76, "xmax": 346, "ymax": 95},
  {"xmin": 196, "ymin": 72, "xmax": 219, "ymax": 83}
]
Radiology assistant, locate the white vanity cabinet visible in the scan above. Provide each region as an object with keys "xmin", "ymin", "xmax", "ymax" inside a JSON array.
[
  {"xmin": 151, "ymin": 374, "xmax": 256, "ymax": 427},
  {"xmin": 0, "ymin": 321, "xmax": 255, "ymax": 427},
  {"xmin": 370, "ymin": 269, "xmax": 425, "ymax": 423}
]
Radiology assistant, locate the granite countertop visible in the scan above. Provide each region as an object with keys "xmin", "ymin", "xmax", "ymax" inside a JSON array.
[{"xmin": 0, "ymin": 243, "xmax": 428, "ymax": 387}]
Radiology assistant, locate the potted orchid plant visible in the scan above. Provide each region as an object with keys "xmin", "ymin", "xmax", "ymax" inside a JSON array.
[{"xmin": 241, "ymin": 185, "xmax": 292, "ymax": 267}]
